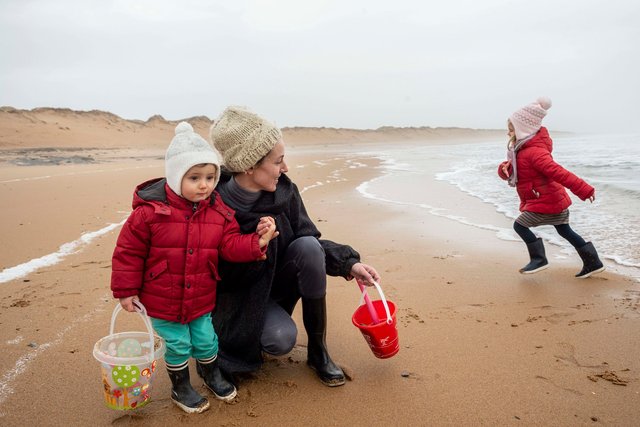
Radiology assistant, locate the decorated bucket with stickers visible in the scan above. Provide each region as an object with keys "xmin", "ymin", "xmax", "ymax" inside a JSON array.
[{"xmin": 93, "ymin": 301, "xmax": 165, "ymax": 410}]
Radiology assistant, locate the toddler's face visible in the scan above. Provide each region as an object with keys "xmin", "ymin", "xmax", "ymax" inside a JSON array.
[{"xmin": 181, "ymin": 164, "xmax": 217, "ymax": 203}]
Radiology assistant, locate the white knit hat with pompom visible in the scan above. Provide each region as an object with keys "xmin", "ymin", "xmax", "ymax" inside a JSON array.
[
  {"xmin": 509, "ymin": 96, "xmax": 552, "ymax": 140},
  {"xmin": 165, "ymin": 121, "xmax": 221, "ymax": 197}
]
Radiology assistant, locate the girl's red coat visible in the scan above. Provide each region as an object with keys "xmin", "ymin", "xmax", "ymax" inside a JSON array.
[
  {"xmin": 111, "ymin": 179, "xmax": 265, "ymax": 324},
  {"xmin": 498, "ymin": 127, "xmax": 594, "ymax": 214}
]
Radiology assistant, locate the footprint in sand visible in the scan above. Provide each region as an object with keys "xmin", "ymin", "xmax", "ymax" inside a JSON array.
[
  {"xmin": 553, "ymin": 342, "xmax": 608, "ymax": 369},
  {"xmin": 398, "ymin": 307, "xmax": 424, "ymax": 326},
  {"xmin": 10, "ymin": 299, "xmax": 30, "ymax": 307},
  {"xmin": 539, "ymin": 310, "xmax": 577, "ymax": 325},
  {"xmin": 535, "ymin": 375, "xmax": 583, "ymax": 396},
  {"xmin": 615, "ymin": 289, "xmax": 640, "ymax": 312}
]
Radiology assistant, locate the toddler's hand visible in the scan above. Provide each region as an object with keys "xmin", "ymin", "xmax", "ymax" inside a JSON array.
[
  {"xmin": 258, "ymin": 216, "xmax": 278, "ymax": 248},
  {"xmin": 257, "ymin": 217, "xmax": 277, "ymax": 236},
  {"xmin": 119, "ymin": 296, "xmax": 138, "ymax": 312}
]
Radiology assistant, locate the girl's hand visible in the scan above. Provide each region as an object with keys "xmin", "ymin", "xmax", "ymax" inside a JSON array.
[
  {"xmin": 588, "ymin": 194, "xmax": 595, "ymax": 203},
  {"xmin": 501, "ymin": 160, "xmax": 512, "ymax": 178},
  {"xmin": 119, "ymin": 296, "xmax": 138, "ymax": 312}
]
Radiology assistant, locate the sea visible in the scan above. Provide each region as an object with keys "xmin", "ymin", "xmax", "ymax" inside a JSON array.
[{"xmin": 355, "ymin": 133, "xmax": 640, "ymax": 282}]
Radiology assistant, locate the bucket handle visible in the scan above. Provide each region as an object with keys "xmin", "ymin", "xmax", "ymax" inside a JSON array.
[
  {"xmin": 109, "ymin": 300, "xmax": 155, "ymax": 364},
  {"xmin": 357, "ymin": 280, "xmax": 393, "ymax": 325}
]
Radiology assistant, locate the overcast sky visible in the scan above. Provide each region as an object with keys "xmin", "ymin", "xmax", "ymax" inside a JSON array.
[{"xmin": 1, "ymin": 0, "xmax": 638, "ymax": 133}]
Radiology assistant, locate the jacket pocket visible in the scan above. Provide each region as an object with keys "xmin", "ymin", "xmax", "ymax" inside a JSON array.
[
  {"xmin": 147, "ymin": 259, "xmax": 168, "ymax": 280},
  {"xmin": 143, "ymin": 259, "xmax": 174, "ymax": 300},
  {"xmin": 208, "ymin": 260, "xmax": 222, "ymax": 281}
]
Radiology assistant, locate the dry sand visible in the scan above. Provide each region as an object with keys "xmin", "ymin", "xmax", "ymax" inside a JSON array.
[{"xmin": 0, "ymin": 108, "xmax": 638, "ymax": 426}]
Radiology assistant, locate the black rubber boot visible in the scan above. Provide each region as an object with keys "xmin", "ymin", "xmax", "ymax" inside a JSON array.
[
  {"xmin": 166, "ymin": 366, "xmax": 210, "ymax": 414},
  {"xmin": 302, "ymin": 297, "xmax": 346, "ymax": 387},
  {"xmin": 520, "ymin": 238, "xmax": 549, "ymax": 274},
  {"xmin": 575, "ymin": 242, "xmax": 605, "ymax": 278},
  {"xmin": 196, "ymin": 357, "xmax": 237, "ymax": 402}
]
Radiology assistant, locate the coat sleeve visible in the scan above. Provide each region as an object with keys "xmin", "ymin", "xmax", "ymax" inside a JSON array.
[
  {"xmin": 320, "ymin": 239, "xmax": 361, "ymax": 278},
  {"xmin": 111, "ymin": 208, "xmax": 151, "ymax": 299},
  {"xmin": 289, "ymin": 182, "xmax": 361, "ymax": 278},
  {"xmin": 218, "ymin": 216, "xmax": 266, "ymax": 263},
  {"xmin": 531, "ymin": 152, "xmax": 594, "ymax": 200}
]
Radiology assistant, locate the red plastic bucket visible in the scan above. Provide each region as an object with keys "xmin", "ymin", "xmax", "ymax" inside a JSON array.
[{"xmin": 352, "ymin": 282, "xmax": 399, "ymax": 359}]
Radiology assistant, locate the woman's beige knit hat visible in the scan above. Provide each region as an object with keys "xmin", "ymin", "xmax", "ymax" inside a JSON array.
[{"xmin": 209, "ymin": 106, "xmax": 282, "ymax": 172}]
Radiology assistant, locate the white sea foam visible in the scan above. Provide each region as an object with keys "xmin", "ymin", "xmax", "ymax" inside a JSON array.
[
  {"xmin": 6, "ymin": 336, "xmax": 23, "ymax": 345},
  {"xmin": 299, "ymin": 157, "xmax": 369, "ymax": 194},
  {"xmin": 0, "ymin": 220, "xmax": 126, "ymax": 284}
]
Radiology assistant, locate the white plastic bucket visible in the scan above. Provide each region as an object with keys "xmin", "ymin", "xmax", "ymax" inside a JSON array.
[{"xmin": 93, "ymin": 301, "xmax": 166, "ymax": 410}]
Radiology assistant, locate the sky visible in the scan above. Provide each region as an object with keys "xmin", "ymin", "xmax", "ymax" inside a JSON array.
[{"xmin": 1, "ymin": 0, "xmax": 639, "ymax": 133}]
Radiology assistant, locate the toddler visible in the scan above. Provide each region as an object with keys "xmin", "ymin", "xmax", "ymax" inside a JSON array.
[{"xmin": 111, "ymin": 122, "xmax": 277, "ymax": 413}]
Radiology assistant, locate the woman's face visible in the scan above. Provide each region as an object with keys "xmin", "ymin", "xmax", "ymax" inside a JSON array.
[{"xmin": 245, "ymin": 140, "xmax": 288, "ymax": 192}]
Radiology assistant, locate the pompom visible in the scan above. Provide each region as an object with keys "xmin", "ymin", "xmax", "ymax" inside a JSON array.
[
  {"xmin": 175, "ymin": 121, "xmax": 194, "ymax": 135},
  {"xmin": 536, "ymin": 96, "xmax": 552, "ymax": 110}
]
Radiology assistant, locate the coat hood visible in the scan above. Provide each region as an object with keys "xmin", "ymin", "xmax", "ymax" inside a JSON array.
[
  {"xmin": 132, "ymin": 177, "xmax": 215, "ymax": 212},
  {"xmin": 520, "ymin": 127, "xmax": 553, "ymax": 154}
]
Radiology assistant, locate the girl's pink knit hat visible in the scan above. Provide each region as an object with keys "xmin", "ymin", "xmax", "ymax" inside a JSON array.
[{"xmin": 509, "ymin": 96, "xmax": 552, "ymax": 140}]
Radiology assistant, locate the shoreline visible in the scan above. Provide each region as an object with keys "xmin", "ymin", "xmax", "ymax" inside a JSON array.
[{"xmin": 1, "ymin": 140, "xmax": 637, "ymax": 291}]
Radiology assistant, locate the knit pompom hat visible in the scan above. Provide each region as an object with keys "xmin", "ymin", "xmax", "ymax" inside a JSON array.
[
  {"xmin": 165, "ymin": 121, "xmax": 221, "ymax": 197},
  {"xmin": 209, "ymin": 106, "xmax": 282, "ymax": 173},
  {"xmin": 509, "ymin": 96, "xmax": 552, "ymax": 141}
]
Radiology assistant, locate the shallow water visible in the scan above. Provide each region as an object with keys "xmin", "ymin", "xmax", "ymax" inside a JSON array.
[{"xmin": 356, "ymin": 133, "xmax": 640, "ymax": 281}]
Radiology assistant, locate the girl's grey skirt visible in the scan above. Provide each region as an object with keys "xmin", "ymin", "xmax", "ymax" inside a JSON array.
[{"xmin": 515, "ymin": 209, "xmax": 570, "ymax": 228}]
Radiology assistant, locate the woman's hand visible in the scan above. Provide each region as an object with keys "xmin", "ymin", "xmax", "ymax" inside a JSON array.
[
  {"xmin": 350, "ymin": 262, "xmax": 381, "ymax": 286},
  {"xmin": 588, "ymin": 192, "xmax": 596, "ymax": 203},
  {"xmin": 119, "ymin": 296, "xmax": 138, "ymax": 312}
]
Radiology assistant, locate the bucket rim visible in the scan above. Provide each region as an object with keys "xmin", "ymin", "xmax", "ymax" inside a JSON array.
[
  {"xmin": 93, "ymin": 331, "xmax": 166, "ymax": 366},
  {"xmin": 356, "ymin": 281, "xmax": 394, "ymax": 325},
  {"xmin": 105, "ymin": 301, "xmax": 158, "ymax": 364},
  {"xmin": 352, "ymin": 299, "xmax": 396, "ymax": 329}
]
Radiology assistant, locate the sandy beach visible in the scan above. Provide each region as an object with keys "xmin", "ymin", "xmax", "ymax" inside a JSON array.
[{"xmin": 0, "ymin": 108, "xmax": 638, "ymax": 426}]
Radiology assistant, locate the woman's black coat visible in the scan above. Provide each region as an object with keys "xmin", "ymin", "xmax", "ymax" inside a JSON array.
[{"xmin": 212, "ymin": 172, "xmax": 360, "ymax": 373}]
